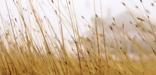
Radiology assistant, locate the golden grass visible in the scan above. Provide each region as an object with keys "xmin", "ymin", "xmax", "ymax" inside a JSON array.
[{"xmin": 0, "ymin": 0, "xmax": 156, "ymax": 75}]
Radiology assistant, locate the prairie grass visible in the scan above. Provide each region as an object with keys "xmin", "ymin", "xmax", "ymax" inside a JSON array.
[{"xmin": 0, "ymin": 0, "xmax": 156, "ymax": 75}]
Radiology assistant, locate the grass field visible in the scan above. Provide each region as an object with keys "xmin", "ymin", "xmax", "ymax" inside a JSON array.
[{"xmin": 0, "ymin": 0, "xmax": 156, "ymax": 75}]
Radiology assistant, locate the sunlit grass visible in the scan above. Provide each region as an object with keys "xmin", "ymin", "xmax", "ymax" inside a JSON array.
[{"xmin": 0, "ymin": 0, "xmax": 156, "ymax": 75}]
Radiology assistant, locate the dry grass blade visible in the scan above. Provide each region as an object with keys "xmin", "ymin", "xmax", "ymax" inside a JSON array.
[{"xmin": 0, "ymin": 0, "xmax": 156, "ymax": 75}]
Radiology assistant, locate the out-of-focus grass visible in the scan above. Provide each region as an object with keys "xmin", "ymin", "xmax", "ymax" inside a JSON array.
[
  {"xmin": 0, "ymin": 0, "xmax": 156, "ymax": 75},
  {"xmin": 0, "ymin": 48, "xmax": 156, "ymax": 75}
]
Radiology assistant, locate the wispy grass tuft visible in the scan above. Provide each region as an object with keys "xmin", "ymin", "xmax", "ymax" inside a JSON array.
[{"xmin": 0, "ymin": 0, "xmax": 156, "ymax": 75}]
